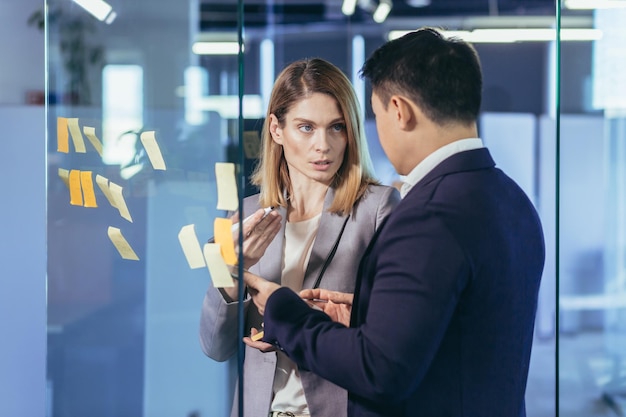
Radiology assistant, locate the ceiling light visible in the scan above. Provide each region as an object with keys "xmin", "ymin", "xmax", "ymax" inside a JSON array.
[
  {"xmin": 342, "ymin": 0, "xmax": 358, "ymax": 16},
  {"xmin": 192, "ymin": 42, "xmax": 240, "ymax": 55},
  {"xmin": 373, "ymin": 0, "xmax": 392, "ymax": 23},
  {"xmin": 72, "ymin": 0, "xmax": 114, "ymax": 22},
  {"xmin": 406, "ymin": 0, "xmax": 431, "ymax": 6},
  {"xmin": 192, "ymin": 33, "xmax": 241, "ymax": 55},
  {"xmin": 565, "ymin": 0, "xmax": 626, "ymax": 9},
  {"xmin": 388, "ymin": 28, "xmax": 603, "ymax": 43}
]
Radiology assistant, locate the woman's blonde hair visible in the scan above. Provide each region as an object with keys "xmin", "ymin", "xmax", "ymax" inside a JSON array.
[{"xmin": 250, "ymin": 58, "xmax": 378, "ymax": 215}]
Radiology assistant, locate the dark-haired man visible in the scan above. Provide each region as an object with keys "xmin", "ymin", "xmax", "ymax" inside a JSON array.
[{"xmin": 244, "ymin": 27, "xmax": 545, "ymax": 417}]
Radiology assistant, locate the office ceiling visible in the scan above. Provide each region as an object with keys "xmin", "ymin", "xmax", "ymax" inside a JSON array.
[{"xmin": 198, "ymin": 0, "xmax": 560, "ymax": 30}]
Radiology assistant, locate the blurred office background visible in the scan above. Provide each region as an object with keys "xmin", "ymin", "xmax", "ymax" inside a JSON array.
[{"xmin": 1, "ymin": 0, "xmax": 626, "ymax": 416}]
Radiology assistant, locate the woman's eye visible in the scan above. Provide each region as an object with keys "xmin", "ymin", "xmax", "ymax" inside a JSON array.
[
  {"xmin": 331, "ymin": 123, "xmax": 346, "ymax": 133},
  {"xmin": 299, "ymin": 125, "xmax": 313, "ymax": 133}
]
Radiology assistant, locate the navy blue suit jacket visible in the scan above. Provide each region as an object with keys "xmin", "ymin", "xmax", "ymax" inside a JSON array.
[{"xmin": 263, "ymin": 148, "xmax": 545, "ymax": 417}]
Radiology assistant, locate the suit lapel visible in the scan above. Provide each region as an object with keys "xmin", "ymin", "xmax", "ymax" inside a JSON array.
[{"xmin": 302, "ymin": 187, "xmax": 348, "ymax": 289}]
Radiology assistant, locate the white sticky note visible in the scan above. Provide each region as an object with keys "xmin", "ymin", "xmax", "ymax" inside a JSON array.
[
  {"xmin": 83, "ymin": 126, "xmax": 104, "ymax": 156},
  {"xmin": 58, "ymin": 168, "xmax": 70, "ymax": 188},
  {"xmin": 203, "ymin": 243, "xmax": 235, "ymax": 288},
  {"xmin": 108, "ymin": 181, "xmax": 133, "ymax": 222},
  {"xmin": 67, "ymin": 118, "xmax": 86, "ymax": 153},
  {"xmin": 178, "ymin": 224, "xmax": 206, "ymax": 269},
  {"xmin": 215, "ymin": 162, "xmax": 238, "ymax": 211},
  {"xmin": 140, "ymin": 131, "xmax": 167, "ymax": 170},
  {"xmin": 95, "ymin": 175, "xmax": 117, "ymax": 208},
  {"xmin": 108, "ymin": 227, "xmax": 139, "ymax": 260}
]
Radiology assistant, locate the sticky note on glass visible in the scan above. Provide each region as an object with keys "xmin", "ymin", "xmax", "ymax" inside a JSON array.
[
  {"xmin": 58, "ymin": 168, "xmax": 70, "ymax": 188},
  {"xmin": 108, "ymin": 227, "xmax": 139, "ymax": 260},
  {"xmin": 83, "ymin": 126, "xmax": 103, "ymax": 156},
  {"xmin": 109, "ymin": 181, "xmax": 133, "ymax": 222},
  {"xmin": 80, "ymin": 171, "xmax": 98, "ymax": 208},
  {"xmin": 67, "ymin": 118, "xmax": 86, "ymax": 153},
  {"xmin": 215, "ymin": 162, "xmax": 238, "ymax": 211},
  {"xmin": 203, "ymin": 243, "xmax": 235, "ymax": 288},
  {"xmin": 243, "ymin": 131, "xmax": 261, "ymax": 159},
  {"xmin": 95, "ymin": 175, "xmax": 117, "ymax": 208},
  {"xmin": 68, "ymin": 169, "xmax": 83, "ymax": 206},
  {"xmin": 178, "ymin": 224, "xmax": 206, "ymax": 269},
  {"xmin": 140, "ymin": 131, "xmax": 166, "ymax": 170},
  {"xmin": 57, "ymin": 117, "xmax": 69, "ymax": 153},
  {"xmin": 214, "ymin": 217, "xmax": 237, "ymax": 265}
]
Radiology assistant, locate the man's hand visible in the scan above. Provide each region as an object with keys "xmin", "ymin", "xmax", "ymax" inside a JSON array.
[
  {"xmin": 243, "ymin": 271, "xmax": 281, "ymax": 315},
  {"xmin": 299, "ymin": 288, "xmax": 353, "ymax": 327}
]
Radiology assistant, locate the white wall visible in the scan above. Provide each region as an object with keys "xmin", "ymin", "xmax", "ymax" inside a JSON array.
[
  {"xmin": 0, "ymin": 106, "xmax": 46, "ymax": 417},
  {"xmin": 0, "ymin": 2, "xmax": 46, "ymax": 416},
  {"xmin": 0, "ymin": 0, "xmax": 45, "ymax": 105}
]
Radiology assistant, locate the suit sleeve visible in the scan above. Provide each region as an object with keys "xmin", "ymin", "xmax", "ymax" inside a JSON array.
[{"xmin": 262, "ymin": 208, "xmax": 470, "ymax": 404}]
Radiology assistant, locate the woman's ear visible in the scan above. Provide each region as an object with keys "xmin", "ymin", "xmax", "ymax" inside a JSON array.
[
  {"xmin": 268, "ymin": 114, "xmax": 283, "ymax": 145},
  {"xmin": 390, "ymin": 95, "xmax": 417, "ymax": 131}
]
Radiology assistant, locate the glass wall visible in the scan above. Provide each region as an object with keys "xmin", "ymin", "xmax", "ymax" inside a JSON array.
[
  {"xmin": 43, "ymin": 0, "xmax": 626, "ymax": 416},
  {"xmin": 45, "ymin": 1, "xmax": 240, "ymax": 416},
  {"xmin": 558, "ymin": 5, "xmax": 626, "ymax": 415}
]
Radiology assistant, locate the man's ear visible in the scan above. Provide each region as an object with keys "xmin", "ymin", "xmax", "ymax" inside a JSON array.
[
  {"xmin": 390, "ymin": 95, "xmax": 417, "ymax": 131},
  {"xmin": 268, "ymin": 114, "xmax": 283, "ymax": 145}
]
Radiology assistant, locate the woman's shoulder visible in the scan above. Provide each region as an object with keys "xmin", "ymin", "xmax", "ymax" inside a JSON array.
[
  {"xmin": 363, "ymin": 183, "xmax": 401, "ymax": 202},
  {"xmin": 352, "ymin": 183, "xmax": 400, "ymax": 213}
]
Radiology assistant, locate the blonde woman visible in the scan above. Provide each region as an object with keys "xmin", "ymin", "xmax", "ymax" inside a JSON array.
[{"xmin": 199, "ymin": 58, "xmax": 399, "ymax": 417}]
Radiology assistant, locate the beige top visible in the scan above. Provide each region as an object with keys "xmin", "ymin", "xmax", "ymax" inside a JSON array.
[{"xmin": 270, "ymin": 213, "xmax": 321, "ymax": 413}]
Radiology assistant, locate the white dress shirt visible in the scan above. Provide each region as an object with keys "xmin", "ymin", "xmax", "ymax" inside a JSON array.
[{"xmin": 400, "ymin": 138, "xmax": 484, "ymax": 199}]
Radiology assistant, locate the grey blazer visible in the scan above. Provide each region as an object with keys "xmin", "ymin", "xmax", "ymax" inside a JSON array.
[{"xmin": 199, "ymin": 184, "xmax": 400, "ymax": 417}]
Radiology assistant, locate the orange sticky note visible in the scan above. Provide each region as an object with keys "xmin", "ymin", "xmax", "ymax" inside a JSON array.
[
  {"xmin": 214, "ymin": 217, "xmax": 237, "ymax": 265},
  {"xmin": 57, "ymin": 117, "xmax": 69, "ymax": 153},
  {"xmin": 80, "ymin": 171, "xmax": 98, "ymax": 208},
  {"xmin": 68, "ymin": 169, "xmax": 83, "ymax": 206}
]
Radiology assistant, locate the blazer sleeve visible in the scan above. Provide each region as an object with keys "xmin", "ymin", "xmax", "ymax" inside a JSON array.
[
  {"xmin": 198, "ymin": 197, "xmax": 261, "ymax": 362},
  {"xmin": 262, "ymin": 205, "xmax": 469, "ymax": 404}
]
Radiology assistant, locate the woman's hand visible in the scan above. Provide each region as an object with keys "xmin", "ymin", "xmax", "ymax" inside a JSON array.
[
  {"xmin": 220, "ymin": 209, "xmax": 281, "ymax": 302},
  {"xmin": 232, "ymin": 208, "xmax": 282, "ymax": 270},
  {"xmin": 242, "ymin": 327, "xmax": 276, "ymax": 352}
]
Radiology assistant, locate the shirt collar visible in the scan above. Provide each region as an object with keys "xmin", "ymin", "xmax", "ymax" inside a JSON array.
[{"xmin": 400, "ymin": 138, "xmax": 484, "ymax": 198}]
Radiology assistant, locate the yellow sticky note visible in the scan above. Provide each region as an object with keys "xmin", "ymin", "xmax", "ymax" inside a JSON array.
[
  {"xmin": 80, "ymin": 171, "xmax": 98, "ymax": 208},
  {"xmin": 214, "ymin": 217, "xmax": 238, "ymax": 265},
  {"xmin": 251, "ymin": 331, "xmax": 264, "ymax": 342},
  {"xmin": 57, "ymin": 117, "xmax": 69, "ymax": 153},
  {"xmin": 67, "ymin": 118, "xmax": 86, "ymax": 153},
  {"xmin": 95, "ymin": 175, "xmax": 117, "ymax": 208},
  {"xmin": 109, "ymin": 181, "xmax": 133, "ymax": 222},
  {"xmin": 140, "ymin": 131, "xmax": 166, "ymax": 170},
  {"xmin": 58, "ymin": 168, "xmax": 70, "ymax": 188},
  {"xmin": 68, "ymin": 169, "xmax": 83, "ymax": 206},
  {"xmin": 83, "ymin": 126, "xmax": 103, "ymax": 156},
  {"xmin": 178, "ymin": 224, "xmax": 206, "ymax": 269},
  {"xmin": 203, "ymin": 243, "xmax": 235, "ymax": 288},
  {"xmin": 243, "ymin": 131, "xmax": 261, "ymax": 159},
  {"xmin": 108, "ymin": 227, "xmax": 139, "ymax": 260},
  {"xmin": 215, "ymin": 162, "xmax": 238, "ymax": 211}
]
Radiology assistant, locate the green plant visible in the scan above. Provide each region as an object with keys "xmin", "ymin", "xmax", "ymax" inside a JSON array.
[{"xmin": 28, "ymin": 1, "xmax": 105, "ymax": 105}]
